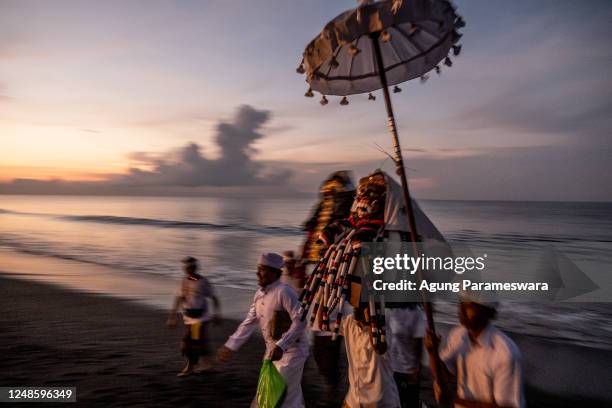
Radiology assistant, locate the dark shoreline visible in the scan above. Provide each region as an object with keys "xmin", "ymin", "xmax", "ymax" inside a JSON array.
[{"xmin": 0, "ymin": 276, "xmax": 610, "ymax": 407}]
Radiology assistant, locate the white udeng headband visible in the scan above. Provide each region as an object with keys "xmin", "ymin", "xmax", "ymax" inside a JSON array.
[{"xmin": 259, "ymin": 253, "xmax": 284, "ymax": 270}]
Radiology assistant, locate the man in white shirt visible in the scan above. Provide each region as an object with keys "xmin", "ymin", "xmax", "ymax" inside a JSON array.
[
  {"xmin": 425, "ymin": 298, "xmax": 525, "ymax": 408},
  {"xmin": 167, "ymin": 256, "xmax": 221, "ymax": 377},
  {"xmin": 217, "ymin": 253, "xmax": 309, "ymax": 408},
  {"xmin": 340, "ymin": 303, "xmax": 401, "ymax": 408},
  {"xmin": 386, "ymin": 303, "xmax": 425, "ymax": 408}
]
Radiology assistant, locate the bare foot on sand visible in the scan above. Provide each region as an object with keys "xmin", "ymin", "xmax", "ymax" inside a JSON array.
[
  {"xmin": 193, "ymin": 358, "xmax": 213, "ymax": 373},
  {"xmin": 176, "ymin": 365, "xmax": 193, "ymax": 377}
]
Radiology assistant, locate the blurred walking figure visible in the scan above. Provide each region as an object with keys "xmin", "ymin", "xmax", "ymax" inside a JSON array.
[
  {"xmin": 282, "ymin": 250, "xmax": 306, "ymax": 294},
  {"xmin": 167, "ymin": 256, "xmax": 221, "ymax": 377},
  {"xmin": 386, "ymin": 303, "xmax": 425, "ymax": 408},
  {"xmin": 340, "ymin": 303, "xmax": 401, "ymax": 408},
  {"xmin": 311, "ymin": 303, "xmax": 346, "ymax": 407},
  {"xmin": 301, "ymin": 171, "xmax": 355, "ymax": 406},
  {"xmin": 301, "ymin": 171, "xmax": 355, "ymax": 264},
  {"xmin": 425, "ymin": 297, "xmax": 525, "ymax": 408},
  {"xmin": 217, "ymin": 253, "xmax": 309, "ymax": 408}
]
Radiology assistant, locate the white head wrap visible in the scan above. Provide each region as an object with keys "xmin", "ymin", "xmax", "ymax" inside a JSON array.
[
  {"xmin": 258, "ymin": 252, "xmax": 284, "ymax": 270},
  {"xmin": 459, "ymin": 289, "xmax": 499, "ymax": 310}
]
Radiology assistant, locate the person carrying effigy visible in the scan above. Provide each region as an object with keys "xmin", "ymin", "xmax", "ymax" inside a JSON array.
[
  {"xmin": 300, "ymin": 170, "xmax": 356, "ymax": 406},
  {"xmin": 302, "ymin": 170, "xmax": 356, "ymax": 264},
  {"xmin": 300, "ymin": 169, "xmax": 446, "ymax": 341},
  {"xmin": 299, "ymin": 169, "xmax": 448, "ymax": 405}
]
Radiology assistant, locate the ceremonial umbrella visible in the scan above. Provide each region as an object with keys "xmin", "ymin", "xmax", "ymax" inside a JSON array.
[{"xmin": 296, "ymin": 0, "xmax": 464, "ymax": 393}]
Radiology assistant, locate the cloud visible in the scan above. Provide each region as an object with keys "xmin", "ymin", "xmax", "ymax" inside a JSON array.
[
  {"xmin": 402, "ymin": 148, "xmax": 486, "ymax": 159},
  {"xmin": 444, "ymin": 5, "xmax": 612, "ymax": 147},
  {"xmin": 269, "ymin": 142, "xmax": 612, "ymax": 202},
  {"xmin": 0, "ymin": 105, "xmax": 295, "ymax": 196},
  {"xmin": 452, "ymin": 77, "xmax": 612, "ymax": 145},
  {"xmin": 400, "ymin": 144, "xmax": 612, "ymax": 201},
  {"xmin": 113, "ymin": 105, "xmax": 292, "ymax": 187}
]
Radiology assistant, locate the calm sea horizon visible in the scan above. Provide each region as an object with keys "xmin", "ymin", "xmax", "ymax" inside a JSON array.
[{"xmin": 1, "ymin": 194, "xmax": 611, "ymax": 349}]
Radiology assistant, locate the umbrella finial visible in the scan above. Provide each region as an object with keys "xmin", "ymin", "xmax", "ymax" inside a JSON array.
[
  {"xmin": 368, "ymin": 93, "xmax": 376, "ymax": 101},
  {"xmin": 444, "ymin": 57, "xmax": 453, "ymax": 67},
  {"xmin": 304, "ymin": 88, "xmax": 314, "ymax": 98},
  {"xmin": 320, "ymin": 95, "xmax": 328, "ymax": 106},
  {"xmin": 393, "ymin": 86, "xmax": 402, "ymax": 93},
  {"xmin": 296, "ymin": 59, "xmax": 305, "ymax": 74},
  {"xmin": 348, "ymin": 43, "xmax": 361, "ymax": 57},
  {"xmin": 435, "ymin": 65, "xmax": 441, "ymax": 75},
  {"xmin": 455, "ymin": 16, "xmax": 466, "ymax": 29},
  {"xmin": 453, "ymin": 44, "xmax": 462, "ymax": 56},
  {"xmin": 452, "ymin": 30, "xmax": 463, "ymax": 44},
  {"xmin": 340, "ymin": 96, "xmax": 349, "ymax": 106}
]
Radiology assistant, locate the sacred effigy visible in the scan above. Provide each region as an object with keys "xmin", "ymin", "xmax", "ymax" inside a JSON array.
[
  {"xmin": 301, "ymin": 171, "xmax": 356, "ymax": 263},
  {"xmin": 299, "ymin": 169, "xmax": 446, "ymax": 352}
]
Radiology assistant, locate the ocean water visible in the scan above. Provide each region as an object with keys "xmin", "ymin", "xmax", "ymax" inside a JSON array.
[{"xmin": 1, "ymin": 195, "xmax": 611, "ymax": 349}]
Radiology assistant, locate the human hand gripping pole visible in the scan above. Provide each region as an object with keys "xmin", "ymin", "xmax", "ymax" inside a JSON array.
[{"xmin": 424, "ymin": 329, "xmax": 451, "ymax": 406}]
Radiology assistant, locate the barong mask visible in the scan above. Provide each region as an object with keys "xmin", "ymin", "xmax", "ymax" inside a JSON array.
[
  {"xmin": 299, "ymin": 169, "xmax": 449, "ymax": 356},
  {"xmin": 299, "ymin": 170, "xmax": 393, "ymax": 354},
  {"xmin": 351, "ymin": 172, "xmax": 386, "ymax": 224}
]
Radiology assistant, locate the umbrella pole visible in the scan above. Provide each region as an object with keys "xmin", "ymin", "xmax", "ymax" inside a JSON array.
[
  {"xmin": 370, "ymin": 34, "xmax": 432, "ymax": 313},
  {"xmin": 371, "ymin": 33, "xmax": 447, "ymax": 399}
]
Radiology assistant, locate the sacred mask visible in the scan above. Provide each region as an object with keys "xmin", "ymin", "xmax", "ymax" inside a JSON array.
[{"xmin": 352, "ymin": 172, "xmax": 386, "ymax": 221}]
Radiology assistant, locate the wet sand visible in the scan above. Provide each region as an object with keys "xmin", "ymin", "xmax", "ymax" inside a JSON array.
[
  {"xmin": 1, "ymin": 275, "xmax": 611, "ymax": 407},
  {"xmin": 0, "ymin": 275, "xmax": 328, "ymax": 407}
]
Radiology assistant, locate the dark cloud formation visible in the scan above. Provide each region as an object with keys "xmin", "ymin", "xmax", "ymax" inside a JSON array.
[
  {"xmin": 115, "ymin": 105, "xmax": 292, "ymax": 187},
  {"xmin": 2, "ymin": 143, "xmax": 611, "ymax": 201},
  {"xmin": 403, "ymin": 145, "xmax": 612, "ymax": 202},
  {"xmin": 453, "ymin": 79, "xmax": 612, "ymax": 146},
  {"xmin": 454, "ymin": 2, "xmax": 612, "ymax": 147},
  {"xmin": 271, "ymin": 142, "xmax": 612, "ymax": 202},
  {"xmin": 0, "ymin": 105, "xmax": 295, "ymax": 196}
]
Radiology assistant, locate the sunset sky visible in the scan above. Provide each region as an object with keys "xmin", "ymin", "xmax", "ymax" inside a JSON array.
[{"xmin": 1, "ymin": 0, "xmax": 611, "ymax": 200}]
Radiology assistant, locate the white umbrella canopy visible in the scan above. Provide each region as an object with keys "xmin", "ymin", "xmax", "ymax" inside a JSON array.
[{"xmin": 298, "ymin": 0, "xmax": 464, "ymax": 97}]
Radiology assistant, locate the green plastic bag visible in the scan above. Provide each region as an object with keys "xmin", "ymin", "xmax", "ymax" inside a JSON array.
[{"xmin": 256, "ymin": 359, "xmax": 287, "ymax": 408}]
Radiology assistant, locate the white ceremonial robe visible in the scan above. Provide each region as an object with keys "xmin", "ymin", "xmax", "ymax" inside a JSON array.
[
  {"xmin": 340, "ymin": 315, "xmax": 401, "ymax": 408},
  {"xmin": 225, "ymin": 279, "xmax": 309, "ymax": 408},
  {"xmin": 386, "ymin": 307, "xmax": 425, "ymax": 375},
  {"xmin": 440, "ymin": 324, "xmax": 525, "ymax": 408}
]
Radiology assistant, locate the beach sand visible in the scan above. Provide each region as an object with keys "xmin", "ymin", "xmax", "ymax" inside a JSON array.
[
  {"xmin": 1, "ymin": 273, "xmax": 611, "ymax": 407},
  {"xmin": 0, "ymin": 275, "xmax": 329, "ymax": 407}
]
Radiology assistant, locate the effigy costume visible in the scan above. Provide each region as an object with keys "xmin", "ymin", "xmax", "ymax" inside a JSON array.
[
  {"xmin": 302, "ymin": 171, "xmax": 356, "ymax": 263},
  {"xmin": 298, "ymin": 169, "xmax": 446, "ymax": 351}
]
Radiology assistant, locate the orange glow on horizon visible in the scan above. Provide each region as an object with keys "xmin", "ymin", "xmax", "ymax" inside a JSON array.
[{"xmin": 0, "ymin": 166, "xmax": 117, "ymax": 183}]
